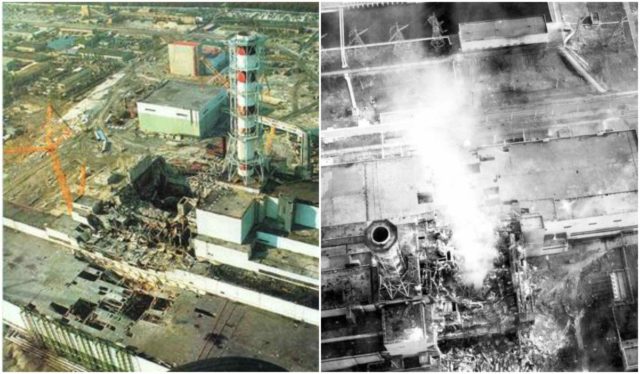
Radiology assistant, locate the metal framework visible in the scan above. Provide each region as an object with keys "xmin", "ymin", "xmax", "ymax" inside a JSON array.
[
  {"xmin": 21, "ymin": 307, "xmax": 136, "ymax": 371},
  {"xmin": 259, "ymin": 116, "xmax": 312, "ymax": 179},
  {"xmin": 378, "ymin": 254, "xmax": 419, "ymax": 300},
  {"xmin": 427, "ymin": 13, "xmax": 447, "ymax": 50},
  {"xmin": 389, "ymin": 23, "xmax": 410, "ymax": 58}
]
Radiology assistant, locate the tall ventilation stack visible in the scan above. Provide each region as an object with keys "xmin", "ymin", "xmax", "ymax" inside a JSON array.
[
  {"xmin": 364, "ymin": 220, "xmax": 405, "ymax": 277},
  {"xmin": 225, "ymin": 32, "xmax": 267, "ymax": 186}
]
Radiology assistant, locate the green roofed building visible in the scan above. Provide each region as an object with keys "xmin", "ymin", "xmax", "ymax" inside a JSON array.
[{"xmin": 136, "ymin": 80, "xmax": 227, "ymax": 138}]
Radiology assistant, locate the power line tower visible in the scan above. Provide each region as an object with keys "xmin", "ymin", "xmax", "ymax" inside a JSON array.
[
  {"xmin": 427, "ymin": 13, "xmax": 447, "ymax": 50},
  {"xmin": 349, "ymin": 27, "xmax": 369, "ymax": 64},
  {"xmin": 389, "ymin": 23, "xmax": 410, "ymax": 58}
]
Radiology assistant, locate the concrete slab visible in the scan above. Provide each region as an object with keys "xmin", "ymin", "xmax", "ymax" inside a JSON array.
[
  {"xmin": 477, "ymin": 131, "xmax": 638, "ymax": 205},
  {"xmin": 322, "ymin": 156, "xmax": 432, "ymax": 226}
]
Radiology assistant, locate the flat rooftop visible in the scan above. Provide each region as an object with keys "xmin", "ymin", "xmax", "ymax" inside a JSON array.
[
  {"xmin": 322, "ymin": 264, "xmax": 374, "ymax": 310},
  {"xmin": 272, "ymin": 181, "xmax": 320, "ymax": 206},
  {"xmin": 459, "ymin": 16, "xmax": 547, "ymax": 42},
  {"xmin": 141, "ymin": 80, "xmax": 225, "ymax": 111},
  {"xmin": 4, "ymin": 200, "xmax": 57, "ymax": 229},
  {"xmin": 3, "ymin": 228, "xmax": 318, "ymax": 371},
  {"xmin": 475, "ymin": 131, "xmax": 638, "ymax": 220},
  {"xmin": 253, "ymin": 245, "xmax": 319, "ymax": 280},
  {"xmin": 198, "ymin": 187, "xmax": 256, "ymax": 218},
  {"xmin": 321, "ymin": 156, "xmax": 432, "ymax": 227},
  {"xmin": 196, "ymin": 232, "xmax": 319, "ymax": 281}
]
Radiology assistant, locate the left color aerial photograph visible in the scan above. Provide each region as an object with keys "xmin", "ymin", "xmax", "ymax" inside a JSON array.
[{"xmin": 2, "ymin": 2, "xmax": 319, "ymax": 372}]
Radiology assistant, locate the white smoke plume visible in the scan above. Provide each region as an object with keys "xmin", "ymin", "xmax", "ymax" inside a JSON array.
[{"xmin": 392, "ymin": 63, "xmax": 498, "ymax": 287}]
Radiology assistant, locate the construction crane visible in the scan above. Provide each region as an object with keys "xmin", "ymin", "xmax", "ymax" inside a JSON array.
[
  {"xmin": 4, "ymin": 103, "xmax": 86, "ymax": 215},
  {"xmin": 199, "ymin": 56, "xmax": 230, "ymax": 89}
]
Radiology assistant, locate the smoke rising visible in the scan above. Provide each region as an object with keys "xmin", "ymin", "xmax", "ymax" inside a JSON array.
[{"xmin": 392, "ymin": 62, "xmax": 498, "ymax": 288}]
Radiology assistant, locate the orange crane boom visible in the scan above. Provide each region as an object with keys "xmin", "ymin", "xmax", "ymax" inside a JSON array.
[
  {"xmin": 3, "ymin": 102, "xmax": 82, "ymax": 215},
  {"xmin": 48, "ymin": 149, "xmax": 74, "ymax": 214}
]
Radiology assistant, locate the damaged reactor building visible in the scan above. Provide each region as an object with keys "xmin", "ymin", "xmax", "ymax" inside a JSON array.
[
  {"xmin": 3, "ymin": 3, "xmax": 319, "ymax": 372},
  {"xmin": 320, "ymin": 2, "xmax": 637, "ymax": 372}
]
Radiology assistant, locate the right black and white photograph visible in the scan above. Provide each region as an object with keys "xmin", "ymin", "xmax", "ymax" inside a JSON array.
[{"xmin": 319, "ymin": 2, "xmax": 637, "ymax": 372}]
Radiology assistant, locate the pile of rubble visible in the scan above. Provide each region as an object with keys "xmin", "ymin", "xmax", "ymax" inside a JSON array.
[
  {"xmin": 186, "ymin": 158, "xmax": 225, "ymax": 198},
  {"xmin": 73, "ymin": 154, "xmax": 240, "ymax": 275},
  {"xmin": 424, "ymin": 225, "xmax": 519, "ymax": 327},
  {"xmin": 75, "ymin": 187, "xmax": 197, "ymax": 272},
  {"xmin": 441, "ymin": 334, "xmax": 558, "ymax": 371}
]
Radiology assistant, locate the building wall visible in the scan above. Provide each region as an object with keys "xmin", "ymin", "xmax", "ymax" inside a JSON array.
[
  {"xmin": 241, "ymin": 201, "xmax": 258, "ymax": 242},
  {"xmin": 554, "ymin": 212, "xmax": 638, "ymax": 239},
  {"xmin": 256, "ymin": 231, "xmax": 318, "ymax": 258},
  {"xmin": 45, "ymin": 227, "xmax": 79, "ymax": 248},
  {"xmin": 264, "ymin": 196, "xmax": 279, "ymax": 220},
  {"xmin": 137, "ymin": 92, "xmax": 226, "ymax": 138},
  {"xmin": 295, "ymin": 203, "xmax": 319, "ymax": 229},
  {"xmin": 71, "ymin": 211, "xmax": 91, "ymax": 226},
  {"xmin": 4, "ymin": 301, "xmax": 169, "ymax": 372},
  {"xmin": 21, "ymin": 308, "xmax": 137, "ymax": 371},
  {"xmin": 168, "ymin": 43, "xmax": 198, "ymax": 76},
  {"xmin": 127, "ymin": 155, "xmax": 157, "ymax": 182},
  {"xmin": 198, "ymin": 92, "xmax": 227, "ymax": 138},
  {"xmin": 262, "ymin": 196, "xmax": 319, "ymax": 229},
  {"xmin": 255, "ymin": 260, "xmax": 319, "ymax": 286},
  {"xmin": 194, "ymin": 239, "xmax": 249, "ymax": 267},
  {"xmin": 192, "ymin": 238, "xmax": 319, "ymax": 287},
  {"xmin": 137, "ymin": 102, "xmax": 200, "ymax": 137},
  {"xmin": 195, "ymin": 209, "xmax": 244, "ymax": 244},
  {"xmin": 4, "ymin": 217, "xmax": 49, "ymax": 240},
  {"xmin": 204, "ymin": 52, "xmax": 228, "ymax": 73},
  {"xmin": 3, "ymin": 300, "xmax": 27, "ymax": 330},
  {"xmin": 196, "ymin": 199, "xmax": 256, "ymax": 244}
]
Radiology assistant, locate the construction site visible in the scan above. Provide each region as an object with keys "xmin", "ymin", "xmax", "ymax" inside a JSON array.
[
  {"xmin": 320, "ymin": 2, "xmax": 637, "ymax": 372},
  {"xmin": 3, "ymin": 2, "xmax": 319, "ymax": 372}
]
